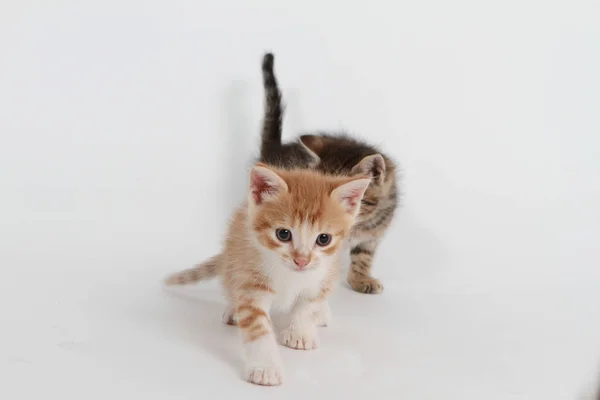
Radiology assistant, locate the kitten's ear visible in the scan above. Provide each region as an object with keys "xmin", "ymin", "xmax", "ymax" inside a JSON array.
[
  {"xmin": 351, "ymin": 154, "xmax": 386, "ymax": 184},
  {"xmin": 249, "ymin": 163, "xmax": 288, "ymax": 205},
  {"xmin": 331, "ymin": 177, "xmax": 371, "ymax": 217}
]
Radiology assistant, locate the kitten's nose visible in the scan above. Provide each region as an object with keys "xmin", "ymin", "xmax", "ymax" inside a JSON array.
[{"xmin": 293, "ymin": 257, "xmax": 310, "ymax": 268}]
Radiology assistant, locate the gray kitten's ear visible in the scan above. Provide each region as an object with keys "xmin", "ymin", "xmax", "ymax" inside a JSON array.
[
  {"xmin": 298, "ymin": 135, "xmax": 322, "ymax": 165},
  {"xmin": 351, "ymin": 154, "xmax": 386, "ymax": 184}
]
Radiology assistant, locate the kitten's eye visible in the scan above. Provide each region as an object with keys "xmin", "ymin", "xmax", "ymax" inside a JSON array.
[
  {"xmin": 316, "ymin": 234, "xmax": 331, "ymax": 246},
  {"xmin": 276, "ymin": 229, "xmax": 292, "ymax": 242}
]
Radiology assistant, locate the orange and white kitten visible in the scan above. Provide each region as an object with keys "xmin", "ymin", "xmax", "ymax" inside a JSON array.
[{"xmin": 165, "ymin": 163, "xmax": 370, "ymax": 386}]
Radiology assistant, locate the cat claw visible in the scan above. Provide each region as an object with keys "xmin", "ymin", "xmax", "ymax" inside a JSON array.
[
  {"xmin": 246, "ymin": 365, "xmax": 284, "ymax": 386},
  {"xmin": 280, "ymin": 330, "xmax": 319, "ymax": 350}
]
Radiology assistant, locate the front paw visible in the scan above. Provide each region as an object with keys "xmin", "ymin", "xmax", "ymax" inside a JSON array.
[
  {"xmin": 245, "ymin": 364, "xmax": 284, "ymax": 386},
  {"xmin": 348, "ymin": 275, "xmax": 384, "ymax": 294},
  {"xmin": 280, "ymin": 329, "xmax": 319, "ymax": 350}
]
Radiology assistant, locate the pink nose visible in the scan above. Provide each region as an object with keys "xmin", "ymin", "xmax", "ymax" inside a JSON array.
[{"xmin": 293, "ymin": 257, "xmax": 310, "ymax": 268}]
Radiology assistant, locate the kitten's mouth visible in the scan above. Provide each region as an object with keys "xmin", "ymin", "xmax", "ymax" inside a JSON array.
[{"xmin": 292, "ymin": 266, "xmax": 309, "ymax": 272}]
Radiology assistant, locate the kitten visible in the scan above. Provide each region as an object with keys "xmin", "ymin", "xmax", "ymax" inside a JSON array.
[
  {"xmin": 258, "ymin": 52, "xmax": 399, "ymax": 294},
  {"xmin": 165, "ymin": 163, "xmax": 370, "ymax": 386}
]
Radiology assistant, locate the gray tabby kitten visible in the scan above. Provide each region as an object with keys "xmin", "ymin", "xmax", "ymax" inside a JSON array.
[{"xmin": 256, "ymin": 53, "xmax": 399, "ymax": 294}]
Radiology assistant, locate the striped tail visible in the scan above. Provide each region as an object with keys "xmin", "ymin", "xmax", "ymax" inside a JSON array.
[
  {"xmin": 164, "ymin": 254, "xmax": 222, "ymax": 286},
  {"xmin": 260, "ymin": 52, "xmax": 284, "ymax": 157}
]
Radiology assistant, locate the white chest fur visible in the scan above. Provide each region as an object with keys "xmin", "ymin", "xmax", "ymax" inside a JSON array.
[{"xmin": 262, "ymin": 254, "xmax": 330, "ymax": 313}]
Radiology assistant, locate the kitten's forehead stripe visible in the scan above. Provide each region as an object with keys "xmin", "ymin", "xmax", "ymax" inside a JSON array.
[{"xmin": 253, "ymin": 167, "xmax": 359, "ymax": 243}]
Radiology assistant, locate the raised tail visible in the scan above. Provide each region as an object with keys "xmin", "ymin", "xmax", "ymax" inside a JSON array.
[
  {"xmin": 164, "ymin": 254, "xmax": 222, "ymax": 286},
  {"xmin": 260, "ymin": 52, "xmax": 284, "ymax": 157}
]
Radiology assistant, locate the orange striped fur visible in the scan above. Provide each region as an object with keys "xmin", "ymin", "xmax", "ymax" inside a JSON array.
[{"xmin": 165, "ymin": 163, "xmax": 370, "ymax": 386}]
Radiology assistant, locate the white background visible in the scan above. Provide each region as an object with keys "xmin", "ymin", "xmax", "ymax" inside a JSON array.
[{"xmin": 1, "ymin": 1, "xmax": 599, "ymax": 399}]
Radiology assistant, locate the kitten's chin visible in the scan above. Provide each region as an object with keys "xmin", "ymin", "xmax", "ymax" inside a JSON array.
[{"xmin": 292, "ymin": 267, "xmax": 310, "ymax": 273}]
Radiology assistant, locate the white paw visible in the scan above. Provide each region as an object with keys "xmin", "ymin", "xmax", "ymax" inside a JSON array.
[
  {"xmin": 245, "ymin": 365, "xmax": 284, "ymax": 386},
  {"xmin": 244, "ymin": 334, "xmax": 284, "ymax": 385},
  {"xmin": 280, "ymin": 329, "xmax": 319, "ymax": 350}
]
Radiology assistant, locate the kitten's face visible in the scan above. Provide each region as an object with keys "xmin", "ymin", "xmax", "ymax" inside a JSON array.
[
  {"xmin": 247, "ymin": 164, "xmax": 370, "ymax": 272},
  {"xmin": 256, "ymin": 216, "xmax": 344, "ymax": 272}
]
